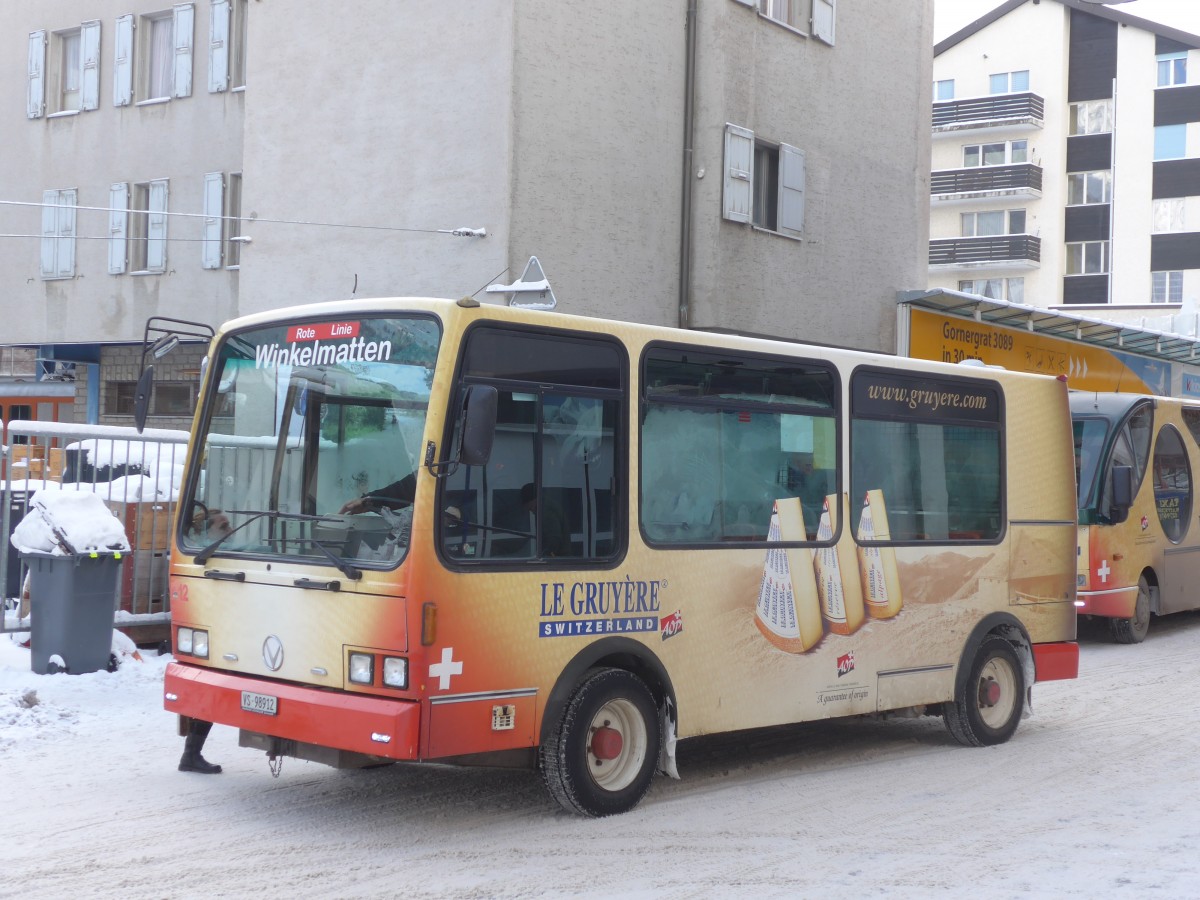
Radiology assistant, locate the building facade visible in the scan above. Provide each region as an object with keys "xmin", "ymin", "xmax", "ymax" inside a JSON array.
[
  {"xmin": 929, "ymin": 0, "xmax": 1200, "ymax": 322},
  {"xmin": 2, "ymin": 0, "xmax": 932, "ymax": 428}
]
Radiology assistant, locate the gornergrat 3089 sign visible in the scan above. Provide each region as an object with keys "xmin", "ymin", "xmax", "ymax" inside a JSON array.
[{"xmin": 852, "ymin": 369, "xmax": 1000, "ymax": 425}]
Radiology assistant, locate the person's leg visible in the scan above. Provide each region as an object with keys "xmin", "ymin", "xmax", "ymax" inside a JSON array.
[{"xmin": 178, "ymin": 718, "xmax": 223, "ymax": 774}]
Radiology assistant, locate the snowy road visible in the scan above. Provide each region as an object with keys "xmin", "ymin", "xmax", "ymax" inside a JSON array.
[{"xmin": 2, "ymin": 612, "xmax": 1199, "ymax": 898}]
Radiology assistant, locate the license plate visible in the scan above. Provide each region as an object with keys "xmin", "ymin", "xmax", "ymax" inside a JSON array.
[{"xmin": 241, "ymin": 690, "xmax": 278, "ymax": 716}]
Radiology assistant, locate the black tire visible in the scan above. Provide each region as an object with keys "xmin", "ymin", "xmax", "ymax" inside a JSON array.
[
  {"xmin": 539, "ymin": 668, "xmax": 660, "ymax": 817},
  {"xmin": 944, "ymin": 637, "xmax": 1025, "ymax": 747},
  {"xmin": 1110, "ymin": 575, "xmax": 1152, "ymax": 644}
]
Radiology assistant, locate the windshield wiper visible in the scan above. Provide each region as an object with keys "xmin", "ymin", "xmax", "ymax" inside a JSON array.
[{"xmin": 306, "ymin": 537, "xmax": 362, "ymax": 581}]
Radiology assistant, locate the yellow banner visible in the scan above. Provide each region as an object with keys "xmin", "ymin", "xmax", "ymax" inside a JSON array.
[{"xmin": 907, "ymin": 309, "xmax": 1167, "ymax": 394}]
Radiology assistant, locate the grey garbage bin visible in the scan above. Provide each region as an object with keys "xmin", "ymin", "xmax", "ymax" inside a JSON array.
[{"xmin": 21, "ymin": 550, "xmax": 122, "ymax": 675}]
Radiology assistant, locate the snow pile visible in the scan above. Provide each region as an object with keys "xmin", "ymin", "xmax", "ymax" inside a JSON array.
[
  {"xmin": 9, "ymin": 492, "xmax": 131, "ymax": 555},
  {"xmin": 66, "ymin": 437, "xmax": 186, "ymax": 501}
]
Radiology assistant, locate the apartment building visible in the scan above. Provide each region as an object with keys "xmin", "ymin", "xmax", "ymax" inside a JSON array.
[
  {"xmin": 3, "ymin": 1, "xmax": 932, "ymax": 427},
  {"xmin": 929, "ymin": 0, "xmax": 1200, "ymax": 319}
]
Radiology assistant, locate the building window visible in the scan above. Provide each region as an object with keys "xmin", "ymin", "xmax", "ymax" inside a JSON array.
[
  {"xmin": 1067, "ymin": 171, "xmax": 1112, "ymax": 206},
  {"xmin": 963, "ymin": 140, "xmax": 1027, "ymax": 168},
  {"xmin": 226, "ymin": 173, "xmax": 243, "ymax": 266},
  {"xmin": 40, "ymin": 188, "xmax": 77, "ymax": 280},
  {"xmin": 1068, "ymin": 99, "xmax": 1113, "ymax": 136},
  {"xmin": 934, "ymin": 79, "xmax": 954, "ymax": 101},
  {"xmin": 989, "ymin": 70, "xmax": 1029, "ymax": 94},
  {"xmin": 1153, "ymin": 198, "xmax": 1186, "ymax": 233},
  {"xmin": 958, "ymin": 277, "xmax": 1024, "ymax": 303},
  {"xmin": 1152, "ymin": 271, "xmax": 1184, "ymax": 304},
  {"xmin": 27, "ymin": 22, "xmax": 99, "ymax": 118},
  {"xmin": 106, "ymin": 380, "xmax": 195, "ymax": 416},
  {"xmin": 961, "ymin": 209, "xmax": 1025, "ymax": 237},
  {"xmin": 743, "ymin": 0, "xmax": 834, "ymax": 43},
  {"xmin": 129, "ymin": 179, "xmax": 169, "ymax": 274},
  {"xmin": 1066, "ymin": 241, "xmax": 1109, "ymax": 275},
  {"xmin": 723, "ymin": 124, "xmax": 805, "ymax": 237},
  {"xmin": 759, "ymin": 0, "xmax": 804, "ymax": 30},
  {"xmin": 56, "ymin": 29, "xmax": 81, "ymax": 111},
  {"xmin": 1155, "ymin": 124, "xmax": 1187, "ymax": 160},
  {"xmin": 1158, "ymin": 52, "xmax": 1187, "ymax": 88},
  {"xmin": 119, "ymin": 5, "xmax": 193, "ymax": 103},
  {"xmin": 209, "ymin": 0, "xmax": 248, "ymax": 92}
]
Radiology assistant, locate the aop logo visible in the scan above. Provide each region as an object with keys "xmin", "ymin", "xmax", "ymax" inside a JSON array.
[{"xmin": 262, "ymin": 635, "xmax": 284, "ymax": 671}]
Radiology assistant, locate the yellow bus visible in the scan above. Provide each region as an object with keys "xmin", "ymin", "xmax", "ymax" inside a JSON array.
[
  {"xmin": 160, "ymin": 297, "xmax": 1079, "ymax": 816},
  {"xmin": 1072, "ymin": 392, "xmax": 1200, "ymax": 643}
]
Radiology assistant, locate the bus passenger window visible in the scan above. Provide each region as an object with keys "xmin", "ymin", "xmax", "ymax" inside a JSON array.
[{"xmin": 1152, "ymin": 424, "xmax": 1192, "ymax": 543}]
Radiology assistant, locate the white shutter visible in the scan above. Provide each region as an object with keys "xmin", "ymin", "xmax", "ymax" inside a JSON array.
[
  {"xmin": 114, "ymin": 15, "xmax": 133, "ymax": 106},
  {"xmin": 57, "ymin": 190, "xmax": 77, "ymax": 278},
  {"xmin": 109, "ymin": 183, "xmax": 129, "ymax": 274},
  {"xmin": 778, "ymin": 144, "xmax": 806, "ymax": 236},
  {"xmin": 147, "ymin": 179, "xmax": 169, "ymax": 272},
  {"xmin": 812, "ymin": 0, "xmax": 835, "ymax": 45},
  {"xmin": 202, "ymin": 172, "xmax": 225, "ymax": 269},
  {"xmin": 731, "ymin": 0, "xmax": 754, "ymax": 6},
  {"xmin": 28, "ymin": 31, "xmax": 46, "ymax": 119},
  {"xmin": 81, "ymin": 21, "xmax": 101, "ymax": 111},
  {"xmin": 209, "ymin": 0, "xmax": 230, "ymax": 92},
  {"xmin": 40, "ymin": 190, "xmax": 58, "ymax": 277},
  {"xmin": 723, "ymin": 124, "xmax": 754, "ymax": 224},
  {"xmin": 173, "ymin": 4, "xmax": 195, "ymax": 98}
]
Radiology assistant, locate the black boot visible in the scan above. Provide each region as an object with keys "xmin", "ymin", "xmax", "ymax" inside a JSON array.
[{"xmin": 178, "ymin": 719, "xmax": 223, "ymax": 774}]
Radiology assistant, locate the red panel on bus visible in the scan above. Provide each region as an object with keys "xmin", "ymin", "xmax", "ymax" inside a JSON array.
[{"xmin": 1032, "ymin": 642, "xmax": 1078, "ymax": 682}]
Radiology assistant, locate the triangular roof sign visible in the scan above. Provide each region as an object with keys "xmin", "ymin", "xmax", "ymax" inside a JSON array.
[{"xmin": 485, "ymin": 256, "xmax": 557, "ymax": 310}]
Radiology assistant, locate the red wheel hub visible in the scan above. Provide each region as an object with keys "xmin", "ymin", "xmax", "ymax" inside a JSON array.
[
  {"xmin": 981, "ymin": 678, "xmax": 1002, "ymax": 707},
  {"xmin": 590, "ymin": 725, "xmax": 623, "ymax": 760}
]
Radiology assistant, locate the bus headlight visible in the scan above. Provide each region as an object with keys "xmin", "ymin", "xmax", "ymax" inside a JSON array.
[
  {"xmin": 176, "ymin": 627, "xmax": 208, "ymax": 658},
  {"xmin": 349, "ymin": 652, "xmax": 374, "ymax": 685},
  {"xmin": 383, "ymin": 657, "xmax": 408, "ymax": 689}
]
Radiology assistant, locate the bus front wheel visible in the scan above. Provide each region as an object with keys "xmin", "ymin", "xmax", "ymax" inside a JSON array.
[
  {"xmin": 1110, "ymin": 576, "xmax": 1151, "ymax": 644},
  {"xmin": 540, "ymin": 668, "xmax": 660, "ymax": 817},
  {"xmin": 943, "ymin": 637, "xmax": 1025, "ymax": 747}
]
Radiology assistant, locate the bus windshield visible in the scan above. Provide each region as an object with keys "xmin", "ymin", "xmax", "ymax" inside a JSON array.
[
  {"xmin": 180, "ymin": 315, "xmax": 440, "ymax": 568},
  {"xmin": 1073, "ymin": 417, "xmax": 1108, "ymax": 510}
]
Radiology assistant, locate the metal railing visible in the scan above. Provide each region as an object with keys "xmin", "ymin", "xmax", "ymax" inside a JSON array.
[
  {"xmin": 932, "ymin": 92, "xmax": 1045, "ymax": 129},
  {"xmin": 930, "ymin": 163, "xmax": 1043, "ymax": 196},
  {"xmin": 1, "ymin": 421, "xmax": 189, "ymax": 639},
  {"xmin": 929, "ymin": 234, "xmax": 1042, "ymax": 267}
]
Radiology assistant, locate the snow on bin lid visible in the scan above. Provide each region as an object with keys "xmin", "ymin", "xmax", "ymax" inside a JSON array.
[{"xmin": 10, "ymin": 492, "xmax": 131, "ymax": 555}]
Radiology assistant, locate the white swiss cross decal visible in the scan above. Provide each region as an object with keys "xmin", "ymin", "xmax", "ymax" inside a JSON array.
[
  {"xmin": 428, "ymin": 646, "xmax": 463, "ymax": 690},
  {"xmin": 1097, "ymin": 560, "xmax": 1111, "ymax": 584}
]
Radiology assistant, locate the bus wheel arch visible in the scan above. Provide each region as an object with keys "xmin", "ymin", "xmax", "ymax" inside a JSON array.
[
  {"xmin": 943, "ymin": 613, "xmax": 1032, "ymax": 748},
  {"xmin": 1110, "ymin": 569, "xmax": 1156, "ymax": 644},
  {"xmin": 538, "ymin": 639, "xmax": 676, "ymax": 817}
]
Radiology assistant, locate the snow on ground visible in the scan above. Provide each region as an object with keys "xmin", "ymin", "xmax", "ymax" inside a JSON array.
[{"xmin": 1, "ymin": 613, "xmax": 1199, "ymax": 898}]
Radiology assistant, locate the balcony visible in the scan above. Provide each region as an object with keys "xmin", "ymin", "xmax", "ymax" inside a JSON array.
[
  {"xmin": 930, "ymin": 164, "xmax": 1043, "ymax": 203},
  {"xmin": 932, "ymin": 92, "xmax": 1044, "ymax": 136},
  {"xmin": 929, "ymin": 235, "xmax": 1041, "ymax": 270}
]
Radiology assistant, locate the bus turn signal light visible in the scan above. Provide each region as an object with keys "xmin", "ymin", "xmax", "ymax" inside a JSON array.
[{"xmin": 422, "ymin": 602, "xmax": 437, "ymax": 646}]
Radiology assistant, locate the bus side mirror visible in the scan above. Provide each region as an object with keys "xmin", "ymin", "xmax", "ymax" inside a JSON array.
[
  {"xmin": 1110, "ymin": 464, "xmax": 1133, "ymax": 525},
  {"xmin": 459, "ymin": 385, "xmax": 497, "ymax": 467},
  {"xmin": 133, "ymin": 366, "xmax": 155, "ymax": 434}
]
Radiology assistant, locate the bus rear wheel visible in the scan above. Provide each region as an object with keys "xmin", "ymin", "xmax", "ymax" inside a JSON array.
[
  {"xmin": 540, "ymin": 668, "xmax": 660, "ymax": 817},
  {"xmin": 1110, "ymin": 576, "xmax": 1151, "ymax": 644},
  {"xmin": 943, "ymin": 637, "xmax": 1025, "ymax": 747}
]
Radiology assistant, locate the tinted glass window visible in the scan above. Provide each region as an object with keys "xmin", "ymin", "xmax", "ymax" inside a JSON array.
[{"xmin": 1152, "ymin": 424, "xmax": 1192, "ymax": 543}]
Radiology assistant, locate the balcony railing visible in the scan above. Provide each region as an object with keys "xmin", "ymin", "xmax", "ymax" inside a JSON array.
[
  {"xmin": 932, "ymin": 92, "xmax": 1044, "ymax": 130},
  {"xmin": 930, "ymin": 163, "xmax": 1043, "ymax": 197},
  {"xmin": 929, "ymin": 235, "xmax": 1041, "ymax": 268}
]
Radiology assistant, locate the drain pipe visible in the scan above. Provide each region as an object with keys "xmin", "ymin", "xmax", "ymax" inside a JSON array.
[{"xmin": 678, "ymin": 0, "xmax": 698, "ymax": 330}]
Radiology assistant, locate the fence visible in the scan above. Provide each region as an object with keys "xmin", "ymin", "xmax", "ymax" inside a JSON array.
[{"xmin": 1, "ymin": 421, "xmax": 190, "ymax": 643}]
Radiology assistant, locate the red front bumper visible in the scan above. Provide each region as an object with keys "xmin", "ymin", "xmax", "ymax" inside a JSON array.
[{"xmin": 164, "ymin": 662, "xmax": 421, "ymax": 760}]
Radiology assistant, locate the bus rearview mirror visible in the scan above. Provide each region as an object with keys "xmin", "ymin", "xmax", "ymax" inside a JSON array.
[
  {"xmin": 133, "ymin": 366, "xmax": 155, "ymax": 434},
  {"xmin": 1110, "ymin": 464, "xmax": 1133, "ymax": 524},
  {"xmin": 460, "ymin": 384, "xmax": 498, "ymax": 466}
]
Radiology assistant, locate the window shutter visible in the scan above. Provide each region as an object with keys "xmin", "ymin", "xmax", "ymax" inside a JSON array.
[
  {"xmin": 114, "ymin": 15, "xmax": 133, "ymax": 106},
  {"xmin": 173, "ymin": 4, "xmax": 195, "ymax": 98},
  {"xmin": 778, "ymin": 144, "xmax": 806, "ymax": 236},
  {"xmin": 58, "ymin": 190, "xmax": 77, "ymax": 278},
  {"xmin": 40, "ymin": 190, "xmax": 58, "ymax": 277},
  {"xmin": 723, "ymin": 124, "xmax": 754, "ymax": 224},
  {"xmin": 202, "ymin": 172, "xmax": 224, "ymax": 269},
  {"xmin": 109, "ymin": 183, "xmax": 129, "ymax": 274},
  {"xmin": 812, "ymin": 0, "xmax": 835, "ymax": 45},
  {"xmin": 209, "ymin": 0, "xmax": 230, "ymax": 92},
  {"xmin": 731, "ymin": 0, "xmax": 754, "ymax": 6},
  {"xmin": 147, "ymin": 179, "xmax": 169, "ymax": 273},
  {"xmin": 28, "ymin": 31, "xmax": 46, "ymax": 119},
  {"xmin": 81, "ymin": 21, "xmax": 101, "ymax": 111}
]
